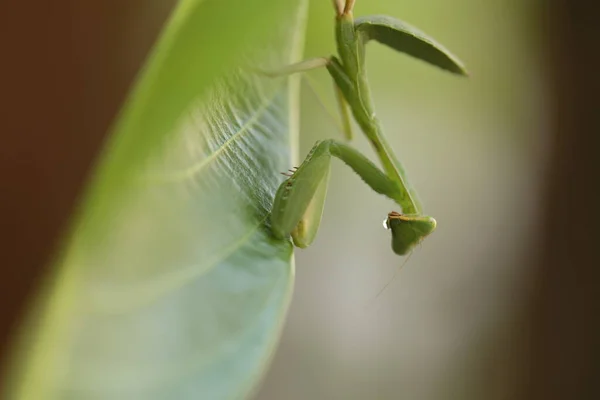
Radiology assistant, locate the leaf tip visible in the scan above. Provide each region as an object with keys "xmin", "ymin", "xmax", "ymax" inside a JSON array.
[{"xmin": 453, "ymin": 63, "xmax": 470, "ymax": 78}]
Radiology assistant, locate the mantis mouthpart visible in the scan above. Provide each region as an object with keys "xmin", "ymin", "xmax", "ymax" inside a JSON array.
[{"xmin": 267, "ymin": 0, "xmax": 467, "ymax": 256}]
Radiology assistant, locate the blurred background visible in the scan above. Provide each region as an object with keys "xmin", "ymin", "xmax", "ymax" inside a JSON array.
[
  {"xmin": 1, "ymin": 0, "xmax": 598, "ymax": 399},
  {"xmin": 259, "ymin": 1, "xmax": 544, "ymax": 399}
]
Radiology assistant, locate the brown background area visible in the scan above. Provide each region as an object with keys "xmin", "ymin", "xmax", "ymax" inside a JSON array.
[
  {"xmin": 0, "ymin": 0, "xmax": 598, "ymax": 398},
  {"xmin": 521, "ymin": 1, "xmax": 600, "ymax": 398},
  {"xmin": 0, "ymin": 0, "xmax": 172, "ymax": 376}
]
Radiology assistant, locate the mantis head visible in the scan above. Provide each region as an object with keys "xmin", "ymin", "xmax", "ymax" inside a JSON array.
[{"xmin": 384, "ymin": 211, "xmax": 436, "ymax": 255}]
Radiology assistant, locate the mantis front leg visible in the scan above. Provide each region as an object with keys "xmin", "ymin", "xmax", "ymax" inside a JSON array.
[{"xmin": 270, "ymin": 139, "xmax": 436, "ymax": 254}]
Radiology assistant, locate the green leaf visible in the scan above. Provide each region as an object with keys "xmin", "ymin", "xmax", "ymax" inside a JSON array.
[
  {"xmin": 3, "ymin": 0, "xmax": 308, "ymax": 399},
  {"xmin": 355, "ymin": 15, "xmax": 468, "ymax": 76}
]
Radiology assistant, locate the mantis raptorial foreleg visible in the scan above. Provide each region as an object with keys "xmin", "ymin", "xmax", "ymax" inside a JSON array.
[
  {"xmin": 270, "ymin": 139, "xmax": 436, "ymax": 253},
  {"xmin": 272, "ymin": 139, "xmax": 398, "ymax": 247},
  {"xmin": 267, "ymin": 0, "xmax": 467, "ymax": 255}
]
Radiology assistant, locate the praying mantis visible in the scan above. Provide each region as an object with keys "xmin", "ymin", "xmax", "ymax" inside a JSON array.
[{"xmin": 268, "ymin": 0, "xmax": 467, "ymax": 255}]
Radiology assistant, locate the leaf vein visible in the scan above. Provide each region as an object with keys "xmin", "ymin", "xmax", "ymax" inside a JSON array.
[{"xmin": 148, "ymin": 83, "xmax": 283, "ymax": 184}]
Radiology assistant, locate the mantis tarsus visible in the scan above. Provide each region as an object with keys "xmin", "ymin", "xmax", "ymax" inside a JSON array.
[{"xmin": 268, "ymin": 0, "xmax": 467, "ymax": 255}]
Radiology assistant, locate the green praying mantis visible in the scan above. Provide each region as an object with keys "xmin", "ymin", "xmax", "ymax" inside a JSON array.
[{"xmin": 267, "ymin": 0, "xmax": 467, "ymax": 255}]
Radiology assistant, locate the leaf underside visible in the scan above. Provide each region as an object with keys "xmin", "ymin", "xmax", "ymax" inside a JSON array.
[{"xmin": 3, "ymin": 0, "xmax": 307, "ymax": 399}]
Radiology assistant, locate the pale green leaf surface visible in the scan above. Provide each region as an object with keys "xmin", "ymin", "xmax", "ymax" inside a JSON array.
[{"xmin": 4, "ymin": 0, "xmax": 308, "ymax": 399}]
